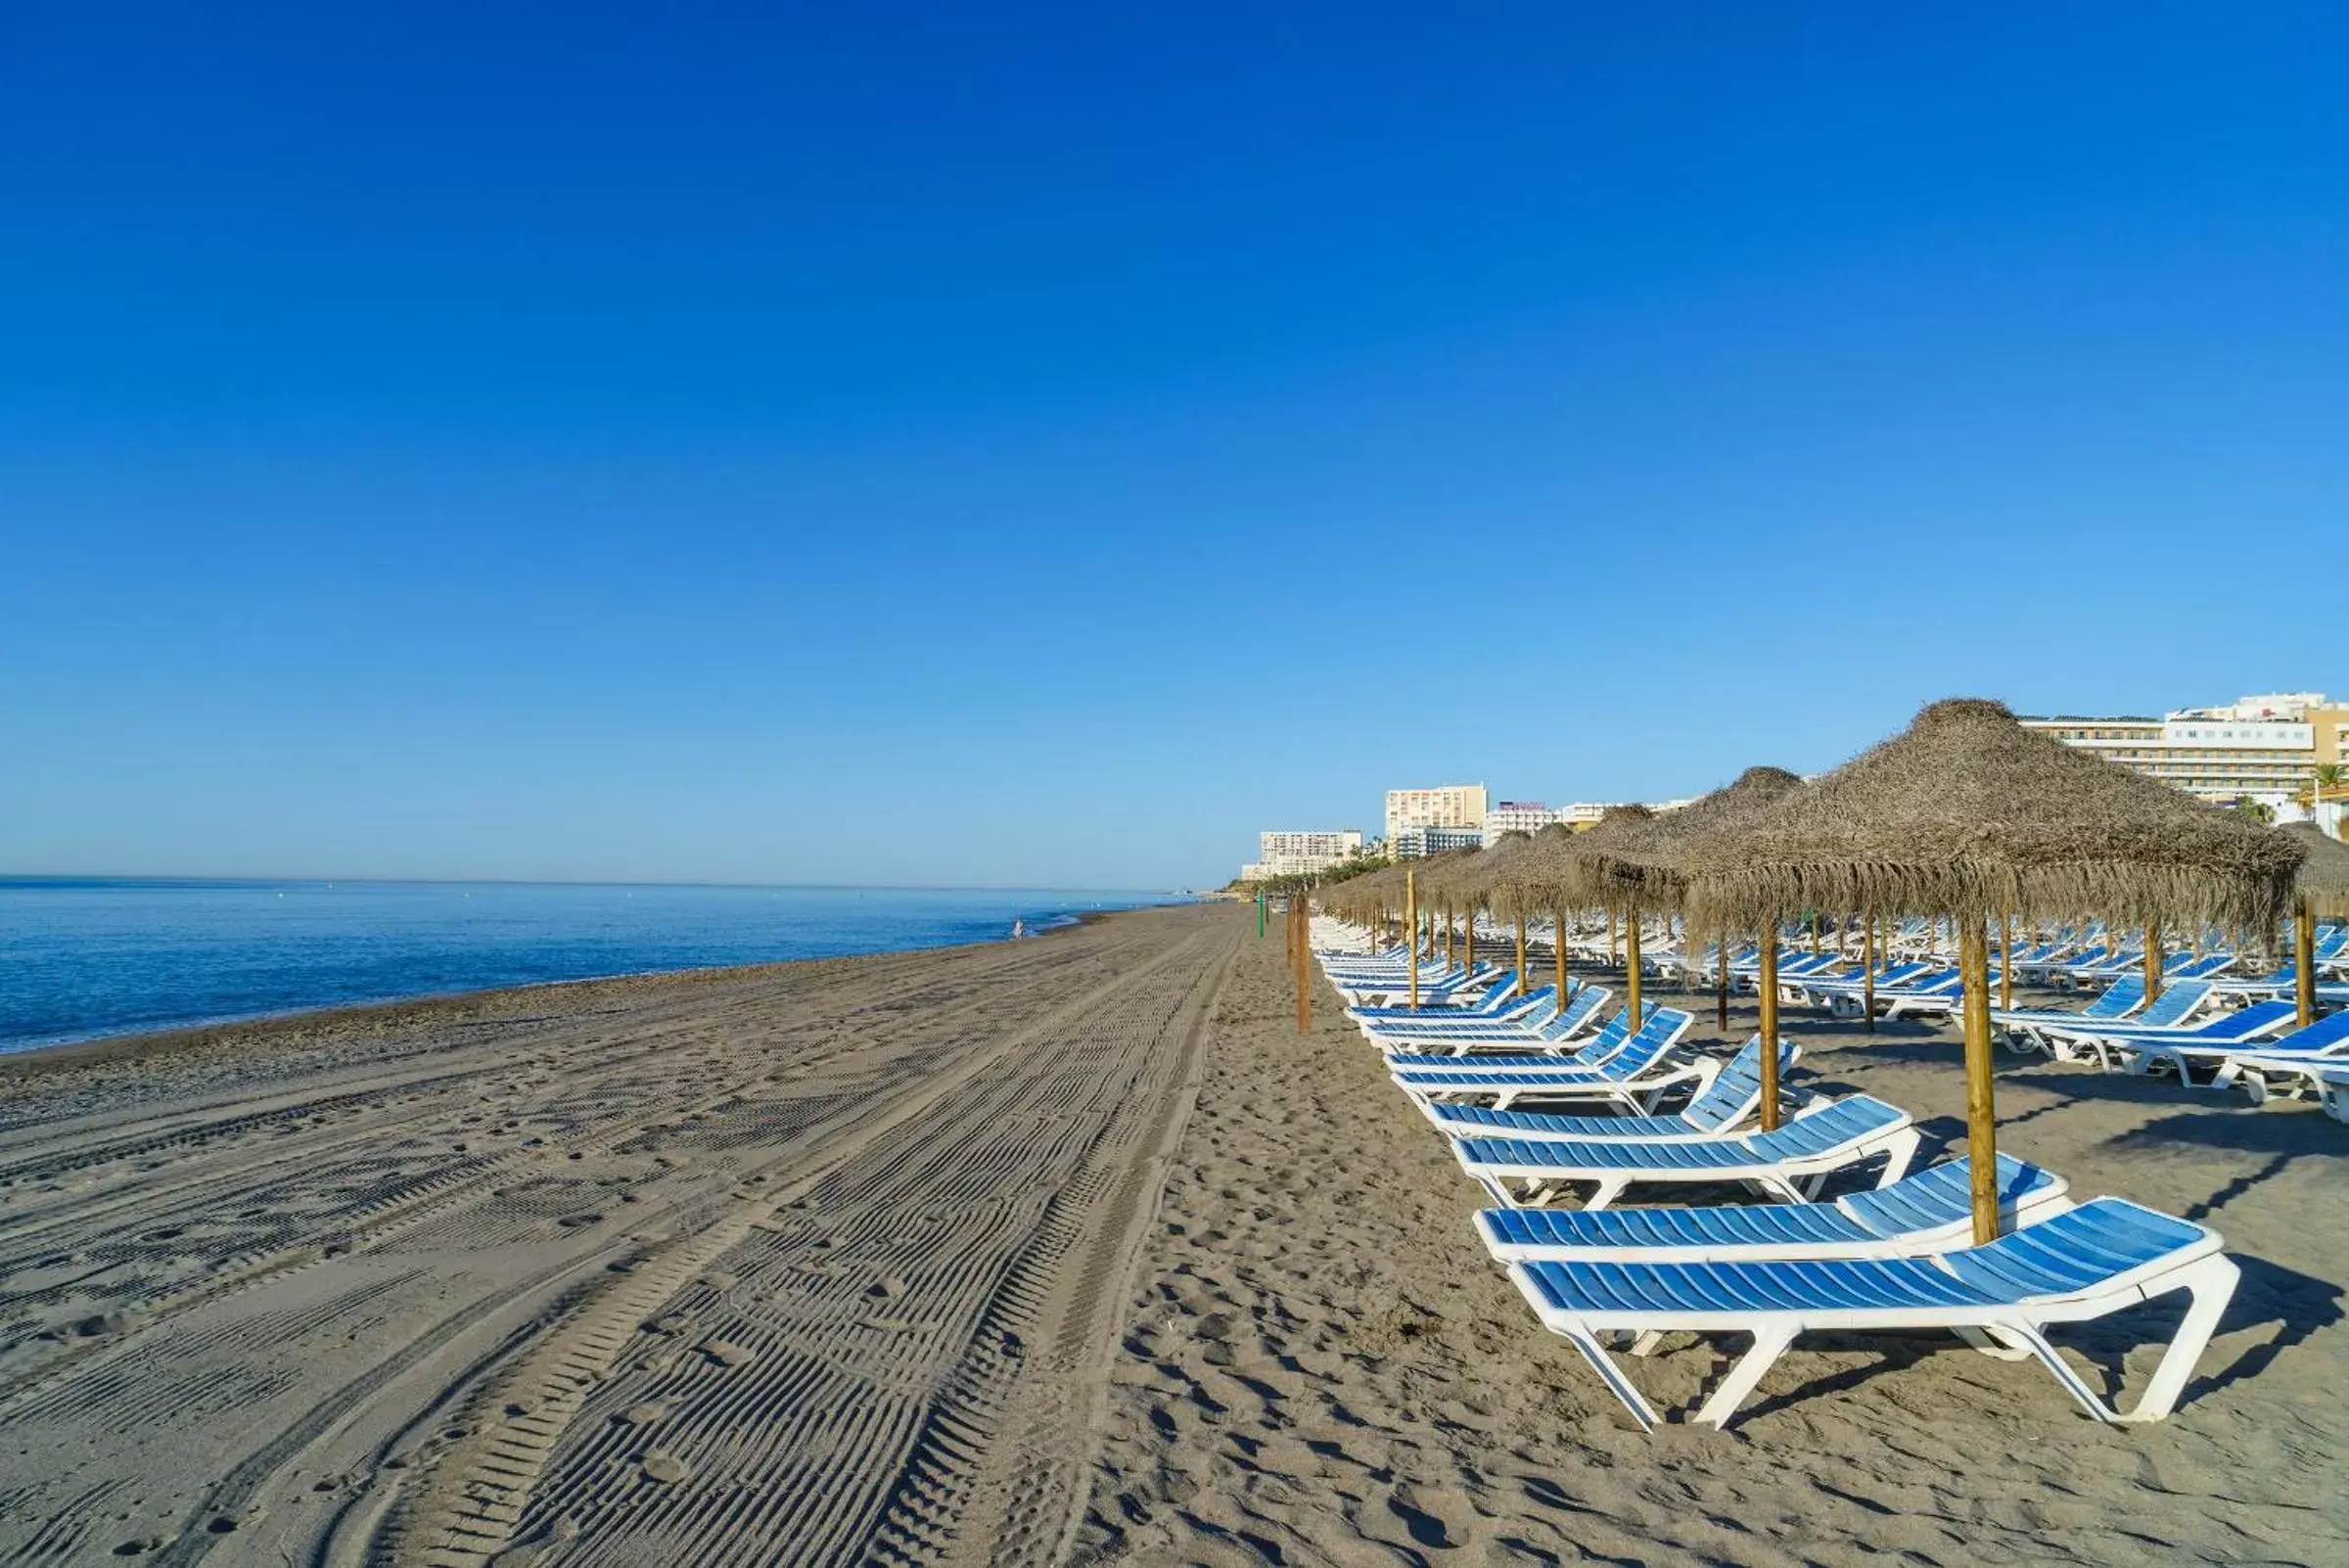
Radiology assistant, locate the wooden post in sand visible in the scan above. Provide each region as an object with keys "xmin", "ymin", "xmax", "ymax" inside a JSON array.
[
  {"xmin": 2000, "ymin": 912, "xmax": 2014, "ymax": 1011},
  {"xmin": 2296, "ymin": 895, "xmax": 2318, "ymax": 1027},
  {"xmin": 1960, "ymin": 915, "xmax": 2002, "ymax": 1243},
  {"xmin": 1713, "ymin": 921, "xmax": 1729, "ymax": 1032},
  {"xmin": 1623, "ymin": 902, "xmax": 1642, "ymax": 1024},
  {"xmin": 1757, "ymin": 926, "xmax": 1782, "ymax": 1131},
  {"xmin": 1514, "ymin": 908, "xmax": 1528, "ymax": 995},
  {"xmin": 1405, "ymin": 867, "xmax": 1419, "ymax": 1013},
  {"xmin": 1295, "ymin": 897, "xmax": 1313, "ymax": 1033},
  {"xmin": 2143, "ymin": 919, "xmax": 2164, "ymax": 1006},
  {"xmin": 1861, "ymin": 912, "xmax": 1876, "ymax": 1034},
  {"xmin": 1553, "ymin": 905, "xmax": 1569, "ymax": 1006}
]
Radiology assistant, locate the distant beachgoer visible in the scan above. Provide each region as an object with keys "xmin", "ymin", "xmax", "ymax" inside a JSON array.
[{"xmin": 1011, "ymin": 919, "xmax": 1027, "ymax": 940}]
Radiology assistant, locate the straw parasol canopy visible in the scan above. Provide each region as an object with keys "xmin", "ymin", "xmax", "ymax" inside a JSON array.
[
  {"xmin": 1563, "ymin": 769, "xmax": 1808, "ymax": 910},
  {"xmin": 2283, "ymin": 820, "xmax": 2349, "ymax": 920},
  {"xmin": 1502, "ymin": 807, "xmax": 1651, "ymax": 911},
  {"xmin": 1683, "ymin": 698, "xmax": 2306, "ymax": 935},
  {"xmin": 1681, "ymin": 697, "xmax": 2308, "ymax": 1244},
  {"xmin": 1445, "ymin": 831, "xmax": 1545, "ymax": 912}
]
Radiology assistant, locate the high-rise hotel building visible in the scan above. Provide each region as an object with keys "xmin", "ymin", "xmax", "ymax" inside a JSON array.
[
  {"xmin": 1384, "ymin": 784, "xmax": 1489, "ymax": 850},
  {"xmin": 2020, "ymin": 692, "xmax": 2349, "ymax": 805}
]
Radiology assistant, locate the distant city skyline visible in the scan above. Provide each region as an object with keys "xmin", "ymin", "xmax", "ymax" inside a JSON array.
[{"xmin": 4, "ymin": 7, "xmax": 2344, "ymax": 887}]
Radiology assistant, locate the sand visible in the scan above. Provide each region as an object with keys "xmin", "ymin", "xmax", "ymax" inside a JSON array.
[
  {"xmin": 0, "ymin": 905, "xmax": 1237, "ymax": 1565},
  {"xmin": 2, "ymin": 904, "xmax": 2343, "ymax": 1567},
  {"xmin": 1073, "ymin": 919, "xmax": 2348, "ymax": 1567}
]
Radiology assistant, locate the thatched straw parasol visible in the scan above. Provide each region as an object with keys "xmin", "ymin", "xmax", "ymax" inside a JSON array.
[
  {"xmin": 1684, "ymin": 697, "xmax": 2305, "ymax": 1243},
  {"xmin": 1450, "ymin": 831, "xmax": 1559, "ymax": 992},
  {"xmin": 1527, "ymin": 806, "xmax": 1662, "ymax": 1023},
  {"xmin": 2284, "ymin": 821, "xmax": 2349, "ymax": 918},
  {"xmin": 2282, "ymin": 821, "xmax": 2349, "ymax": 1023},
  {"xmin": 1552, "ymin": 768, "xmax": 1812, "ymax": 1115}
]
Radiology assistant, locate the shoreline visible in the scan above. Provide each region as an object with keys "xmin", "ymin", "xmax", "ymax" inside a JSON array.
[{"xmin": 0, "ymin": 904, "xmax": 1128, "ymax": 1080}]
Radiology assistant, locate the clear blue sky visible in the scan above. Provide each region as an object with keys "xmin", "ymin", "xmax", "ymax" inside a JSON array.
[{"xmin": 4, "ymin": 4, "xmax": 2344, "ymax": 888}]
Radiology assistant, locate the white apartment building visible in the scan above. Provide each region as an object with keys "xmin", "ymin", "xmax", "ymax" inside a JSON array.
[
  {"xmin": 1238, "ymin": 829, "xmax": 1363, "ymax": 882},
  {"xmin": 2021, "ymin": 692, "xmax": 2349, "ymax": 806},
  {"xmin": 1385, "ymin": 784, "xmax": 1488, "ymax": 846},
  {"xmin": 1482, "ymin": 801, "xmax": 1570, "ymax": 845}
]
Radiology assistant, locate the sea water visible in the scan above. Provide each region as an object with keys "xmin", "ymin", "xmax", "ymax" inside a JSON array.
[{"xmin": 0, "ymin": 878, "xmax": 1190, "ymax": 1054}]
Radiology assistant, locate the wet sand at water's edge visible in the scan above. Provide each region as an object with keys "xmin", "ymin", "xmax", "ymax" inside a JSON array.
[{"xmin": 1, "ymin": 903, "xmax": 2343, "ymax": 1566}]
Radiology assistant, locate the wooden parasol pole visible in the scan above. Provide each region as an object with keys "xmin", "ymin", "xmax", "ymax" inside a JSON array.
[
  {"xmin": 1862, "ymin": 911, "xmax": 1876, "ymax": 1034},
  {"xmin": 1405, "ymin": 867, "xmax": 1419, "ymax": 1013},
  {"xmin": 2296, "ymin": 895, "xmax": 2317, "ymax": 1028},
  {"xmin": 2143, "ymin": 919, "xmax": 2163, "ymax": 1006},
  {"xmin": 1714, "ymin": 920, "xmax": 1729, "ymax": 1031},
  {"xmin": 2000, "ymin": 912, "xmax": 2014, "ymax": 1012},
  {"xmin": 1960, "ymin": 915, "xmax": 2001, "ymax": 1244},
  {"xmin": 1553, "ymin": 906, "xmax": 1569, "ymax": 1004},
  {"xmin": 1443, "ymin": 902, "xmax": 1453, "ymax": 969},
  {"xmin": 1463, "ymin": 901, "xmax": 1474, "ymax": 974},
  {"xmin": 1624, "ymin": 902, "xmax": 1642, "ymax": 1023},
  {"xmin": 1757, "ymin": 922, "xmax": 1781, "ymax": 1130}
]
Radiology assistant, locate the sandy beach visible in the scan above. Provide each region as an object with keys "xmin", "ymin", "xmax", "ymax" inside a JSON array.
[{"xmin": 3, "ymin": 904, "xmax": 2344, "ymax": 1566}]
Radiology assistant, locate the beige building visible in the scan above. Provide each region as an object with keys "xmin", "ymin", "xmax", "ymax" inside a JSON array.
[
  {"xmin": 1384, "ymin": 784, "xmax": 1488, "ymax": 849},
  {"xmin": 2021, "ymin": 691, "xmax": 2349, "ymax": 805}
]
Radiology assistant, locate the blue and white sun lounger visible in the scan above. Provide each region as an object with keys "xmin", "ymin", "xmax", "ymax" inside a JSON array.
[
  {"xmin": 1994, "ymin": 974, "xmax": 2149, "ymax": 1052},
  {"xmin": 2166, "ymin": 1007, "xmax": 2349, "ymax": 1089},
  {"xmin": 1393, "ymin": 1009, "xmax": 1699, "ymax": 1117},
  {"xmin": 1425, "ymin": 1036, "xmax": 1799, "ymax": 1139},
  {"xmin": 1451, "ymin": 1094, "xmax": 1920, "ymax": 1210},
  {"xmin": 1359, "ymin": 984, "xmax": 1559, "ymax": 1041},
  {"xmin": 2045, "ymin": 997, "xmax": 2293, "ymax": 1072},
  {"xmin": 1477, "ymin": 1154, "xmax": 2070, "ymax": 1263},
  {"xmin": 1875, "ymin": 970, "xmax": 1972, "ymax": 1020},
  {"xmin": 1375, "ymin": 986, "xmax": 1615, "ymax": 1058},
  {"xmin": 1347, "ymin": 964, "xmax": 1514, "ymax": 1018},
  {"xmin": 1505, "ymin": 1197, "xmax": 2238, "ymax": 1429},
  {"xmin": 2219, "ymin": 1054, "xmax": 2349, "ymax": 1119}
]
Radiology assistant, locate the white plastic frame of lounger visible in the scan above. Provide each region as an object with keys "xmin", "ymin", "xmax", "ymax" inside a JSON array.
[
  {"xmin": 1475, "ymin": 1157, "xmax": 2074, "ymax": 1264},
  {"xmin": 1454, "ymin": 1098, "xmax": 1920, "ymax": 1210},
  {"xmin": 1502, "ymin": 1200, "xmax": 2237, "ymax": 1430}
]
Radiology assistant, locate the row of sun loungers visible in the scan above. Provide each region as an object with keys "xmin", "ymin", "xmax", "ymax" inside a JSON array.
[{"xmin": 1311, "ymin": 924, "xmax": 2245, "ymax": 1430}]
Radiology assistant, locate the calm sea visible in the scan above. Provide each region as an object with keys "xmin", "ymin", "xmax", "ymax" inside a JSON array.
[{"xmin": 0, "ymin": 878, "xmax": 1191, "ymax": 1055}]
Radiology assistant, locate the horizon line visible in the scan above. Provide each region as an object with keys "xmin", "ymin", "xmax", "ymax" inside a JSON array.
[{"xmin": 0, "ymin": 872, "xmax": 1202, "ymax": 896}]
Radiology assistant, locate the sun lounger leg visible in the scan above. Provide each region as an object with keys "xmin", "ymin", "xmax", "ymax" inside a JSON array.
[
  {"xmin": 1556, "ymin": 1323, "xmax": 1661, "ymax": 1432},
  {"xmin": 1692, "ymin": 1324, "xmax": 1798, "ymax": 1430},
  {"xmin": 1953, "ymin": 1325, "xmax": 2032, "ymax": 1361},
  {"xmin": 1874, "ymin": 1130, "xmax": 1921, "ymax": 1186},
  {"xmin": 1583, "ymin": 1176, "xmax": 1631, "ymax": 1212},
  {"xmin": 2116, "ymin": 1256, "xmax": 2240, "ymax": 1423}
]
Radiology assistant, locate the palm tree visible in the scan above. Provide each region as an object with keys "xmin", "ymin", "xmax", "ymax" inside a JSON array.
[{"xmin": 2298, "ymin": 762, "xmax": 2346, "ymax": 811}]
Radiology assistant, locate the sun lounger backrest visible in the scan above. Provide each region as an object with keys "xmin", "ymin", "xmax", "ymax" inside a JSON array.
[
  {"xmin": 1679, "ymin": 1035, "xmax": 1797, "ymax": 1131},
  {"xmin": 2082, "ymin": 975, "xmax": 2145, "ymax": 1019},
  {"xmin": 1544, "ymin": 984, "xmax": 1608, "ymax": 1037},
  {"xmin": 2197, "ymin": 1000, "xmax": 2295, "ymax": 1040},
  {"xmin": 1594, "ymin": 1009, "xmax": 1688, "ymax": 1079},
  {"xmin": 2135, "ymin": 979, "xmax": 2211, "ymax": 1029},
  {"xmin": 1739, "ymin": 1095, "xmax": 1905, "ymax": 1160},
  {"xmin": 1940, "ymin": 1200, "xmax": 2212, "ymax": 1301},
  {"xmin": 1838, "ymin": 1154, "xmax": 2059, "ymax": 1238},
  {"xmin": 2253, "ymin": 1007, "xmax": 2349, "ymax": 1056}
]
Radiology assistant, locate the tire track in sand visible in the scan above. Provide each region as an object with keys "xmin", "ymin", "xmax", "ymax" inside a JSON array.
[{"xmin": 379, "ymin": 919, "xmax": 1234, "ymax": 1567}]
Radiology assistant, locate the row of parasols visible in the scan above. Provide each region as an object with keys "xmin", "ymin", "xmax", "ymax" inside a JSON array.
[{"xmin": 1309, "ymin": 698, "xmax": 2349, "ymax": 1245}]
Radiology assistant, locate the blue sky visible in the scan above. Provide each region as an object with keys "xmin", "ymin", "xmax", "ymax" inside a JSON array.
[{"xmin": 4, "ymin": 3, "xmax": 2344, "ymax": 888}]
